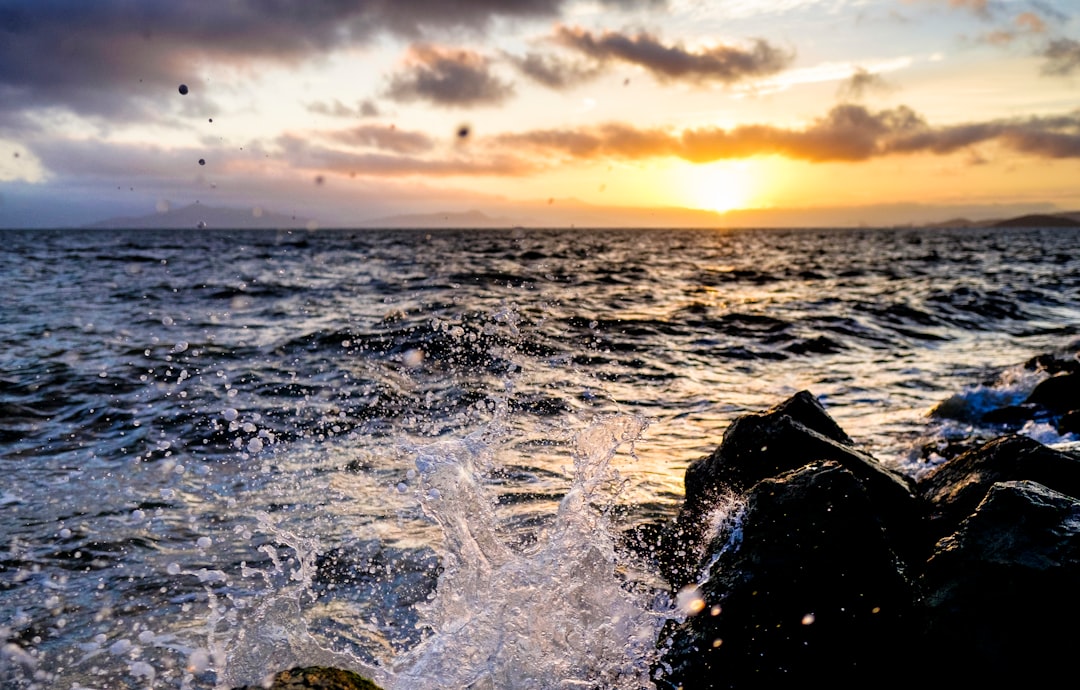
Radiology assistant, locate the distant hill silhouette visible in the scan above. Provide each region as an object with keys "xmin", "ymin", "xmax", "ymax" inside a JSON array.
[
  {"xmin": 991, "ymin": 213, "xmax": 1080, "ymax": 228},
  {"xmin": 87, "ymin": 203, "xmax": 311, "ymax": 229}
]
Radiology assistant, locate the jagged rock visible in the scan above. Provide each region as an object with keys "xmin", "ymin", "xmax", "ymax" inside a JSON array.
[
  {"xmin": 662, "ymin": 391, "xmax": 916, "ymax": 588},
  {"xmin": 920, "ymin": 480, "xmax": 1080, "ymax": 683},
  {"xmin": 917, "ymin": 435, "xmax": 1080, "ymax": 543},
  {"xmin": 231, "ymin": 666, "xmax": 383, "ymax": 690},
  {"xmin": 657, "ymin": 461, "xmax": 919, "ymax": 690}
]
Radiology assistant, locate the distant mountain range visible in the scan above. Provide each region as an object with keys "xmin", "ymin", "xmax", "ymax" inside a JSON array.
[
  {"xmin": 85, "ymin": 202, "xmax": 1080, "ymax": 231},
  {"xmin": 86, "ymin": 203, "xmax": 311, "ymax": 229}
]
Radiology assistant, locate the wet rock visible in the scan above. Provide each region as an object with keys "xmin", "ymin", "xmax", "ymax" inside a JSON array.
[
  {"xmin": 657, "ymin": 461, "xmax": 920, "ymax": 690},
  {"xmin": 660, "ymin": 385, "xmax": 1080, "ymax": 690},
  {"xmin": 231, "ymin": 666, "xmax": 383, "ymax": 690},
  {"xmin": 920, "ymin": 480, "xmax": 1080, "ymax": 684},
  {"xmin": 1059, "ymin": 409, "xmax": 1080, "ymax": 435},
  {"xmin": 917, "ymin": 434, "xmax": 1080, "ymax": 543},
  {"xmin": 1025, "ymin": 371, "xmax": 1080, "ymax": 414},
  {"xmin": 662, "ymin": 391, "xmax": 916, "ymax": 588}
]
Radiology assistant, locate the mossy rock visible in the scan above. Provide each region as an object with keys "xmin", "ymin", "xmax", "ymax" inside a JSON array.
[{"xmin": 232, "ymin": 666, "xmax": 384, "ymax": 690}]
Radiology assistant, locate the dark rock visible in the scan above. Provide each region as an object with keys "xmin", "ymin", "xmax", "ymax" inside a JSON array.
[
  {"xmin": 920, "ymin": 480, "xmax": 1080, "ymax": 684},
  {"xmin": 664, "ymin": 391, "xmax": 916, "ymax": 588},
  {"xmin": 1024, "ymin": 352, "xmax": 1080, "ymax": 375},
  {"xmin": 657, "ymin": 462, "xmax": 920, "ymax": 690},
  {"xmin": 1059, "ymin": 409, "xmax": 1080, "ymax": 435},
  {"xmin": 979, "ymin": 404, "xmax": 1036, "ymax": 426},
  {"xmin": 1025, "ymin": 372, "xmax": 1080, "ymax": 413},
  {"xmin": 231, "ymin": 666, "xmax": 383, "ymax": 690},
  {"xmin": 917, "ymin": 435, "xmax": 1080, "ymax": 542}
]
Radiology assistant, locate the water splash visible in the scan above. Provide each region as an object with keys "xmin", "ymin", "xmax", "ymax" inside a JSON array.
[{"xmin": 388, "ymin": 415, "xmax": 666, "ymax": 690}]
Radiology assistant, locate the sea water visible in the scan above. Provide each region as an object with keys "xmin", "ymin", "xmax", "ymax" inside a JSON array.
[{"xmin": 1, "ymin": 226, "xmax": 1078, "ymax": 688}]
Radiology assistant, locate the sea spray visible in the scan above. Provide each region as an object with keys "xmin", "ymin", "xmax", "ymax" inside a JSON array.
[{"xmin": 389, "ymin": 415, "xmax": 667, "ymax": 690}]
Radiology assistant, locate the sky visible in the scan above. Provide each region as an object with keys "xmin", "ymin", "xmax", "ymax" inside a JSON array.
[{"xmin": 0, "ymin": 0, "xmax": 1078, "ymax": 228}]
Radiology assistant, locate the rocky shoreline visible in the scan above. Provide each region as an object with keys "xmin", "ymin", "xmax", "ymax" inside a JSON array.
[
  {"xmin": 654, "ymin": 349, "xmax": 1079, "ymax": 689},
  {"xmin": 243, "ymin": 350, "xmax": 1079, "ymax": 690}
]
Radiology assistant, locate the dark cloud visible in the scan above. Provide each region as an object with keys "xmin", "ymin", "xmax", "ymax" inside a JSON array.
[
  {"xmin": 384, "ymin": 45, "xmax": 514, "ymax": 107},
  {"xmin": 504, "ymin": 52, "xmax": 603, "ymax": 89},
  {"xmin": 551, "ymin": 25, "xmax": 791, "ymax": 85},
  {"xmin": 307, "ymin": 99, "xmax": 383, "ymax": 118},
  {"xmin": 494, "ymin": 104, "xmax": 1080, "ymax": 163},
  {"xmin": 1041, "ymin": 38, "xmax": 1080, "ymax": 76},
  {"xmin": 329, "ymin": 124, "xmax": 434, "ymax": 154},
  {"xmin": 0, "ymin": 1, "xmax": 663, "ymax": 126},
  {"xmin": 837, "ymin": 67, "xmax": 893, "ymax": 101}
]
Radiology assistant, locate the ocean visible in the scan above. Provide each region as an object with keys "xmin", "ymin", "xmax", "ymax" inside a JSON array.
[{"xmin": 1, "ymin": 226, "xmax": 1078, "ymax": 688}]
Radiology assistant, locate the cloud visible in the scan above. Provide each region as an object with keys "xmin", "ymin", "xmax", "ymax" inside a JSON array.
[
  {"xmin": 384, "ymin": 45, "xmax": 514, "ymax": 107},
  {"xmin": 1041, "ymin": 38, "xmax": 1080, "ymax": 76},
  {"xmin": 946, "ymin": 0, "xmax": 994, "ymax": 19},
  {"xmin": 328, "ymin": 124, "xmax": 435, "ymax": 155},
  {"xmin": 976, "ymin": 10, "xmax": 1048, "ymax": 45},
  {"xmin": 0, "ymin": 1, "xmax": 665, "ymax": 126},
  {"xmin": 551, "ymin": 25, "xmax": 793, "ymax": 85},
  {"xmin": 278, "ymin": 134, "xmax": 532, "ymax": 176},
  {"xmin": 493, "ymin": 104, "xmax": 1080, "ymax": 163},
  {"xmin": 307, "ymin": 99, "xmax": 383, "ymax": 118},
  {"xmin": 837, "ymin": 67, "xmax": 893, "ymax": 101},
  {"xmin": 504, "ymin": 52, "xmax": 604, "ymax": 89}
]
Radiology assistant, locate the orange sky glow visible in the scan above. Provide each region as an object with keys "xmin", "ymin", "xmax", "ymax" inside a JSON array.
[{"xmin": 0, "ymin": 0, "xmax": 1078, "ymax": 227}]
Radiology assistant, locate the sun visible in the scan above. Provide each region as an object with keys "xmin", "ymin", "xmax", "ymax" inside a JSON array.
[{"xmin": 682, "ymin": 161, "xmax": 757, "ymax": 213}]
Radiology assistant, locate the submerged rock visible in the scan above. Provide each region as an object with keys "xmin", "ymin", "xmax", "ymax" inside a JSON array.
[{"xmin": 231, "ymin": 666, "xmax": 383, "ymax": 690}]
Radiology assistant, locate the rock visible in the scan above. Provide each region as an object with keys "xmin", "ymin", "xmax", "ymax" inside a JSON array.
[
  {"xmin": 1059, "ymin": 409, "xmax": 1080, "ymax": 435},
  {"xmin": 1025, "ymin": 372, "xmax": 1080, "ymax": 414},
  {"xmin": 231, "ymin": 666, "xmax": 383, "ymax": 690},
  {"xmin": 1024, "ymin": 352, "xmax": 1079, "ymax": 376},
  {"xmin": 662, "ymin": 391, "xmax": 916, "ymax": 588},
  {"xmin": 920, "ymin": 480, "xmax": 1080, "ymax": 683},
  {"xmin": 979, "ymin": 404, "xmax": 1036, "ymax": 426},
  {"xmin": 917, "ymin": 435, "xmax": 1080, "ymax": 543},
  {"xmin": 657, "ymin": 462, "xmax": 920, "ymax": 690}
]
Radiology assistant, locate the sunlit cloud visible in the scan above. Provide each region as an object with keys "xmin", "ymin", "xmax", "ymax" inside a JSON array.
[{"xmin": 491, "ymin": 104, "xmax": 1080, "ymax": 163}]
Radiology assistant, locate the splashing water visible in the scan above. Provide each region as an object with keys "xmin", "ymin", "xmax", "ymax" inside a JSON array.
[{"xmin": 388, "ymin": 415, "xmax": 667, "ymax": 690}]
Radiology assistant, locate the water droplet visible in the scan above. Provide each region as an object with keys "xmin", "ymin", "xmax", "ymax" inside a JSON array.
[
  {"xmin": 403, "ymin": 348, "xmax": 424, "ymax": 368},
  {"xmin": 59, "ymin": 528, "xmax": 72, "ymax": 539},
  {"xmin": 801, "ymin": 613, "xmax": 816, "ymax": 625},
  {"xmin": 676, "ymin": 585, "xmax": 706, "ymax": 616},
  {"xmin": 187, "ymin": 648, "xmax": 211, "ymax": 674},
  {"xmin": 222, "ymin": 408, "xmax": 238, "ymax": 422},
  {"xmin": 247, "ymin": 437, "xmax": 264, "ymax": 453},
  {"xmin": 178, "ymin": 84, "xmax": 189, "ymax": 95},
  {"xmin": 109, "ymin": 639, "xmax": 133, "ymax": 656},
  {"xmin": 166, "ymin": 562, "xmax": 181, "ymax": 575},
  {"xmin": 457, "ymin": 124, "xmax": 470, "ymax": 139},
  {"xmin": 197, "ymin": 536, "xmax": 212, "ymax": 549},
  {"xmin": 198, "ymin": 158, "xmax": 205, "ymax": 166}
]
